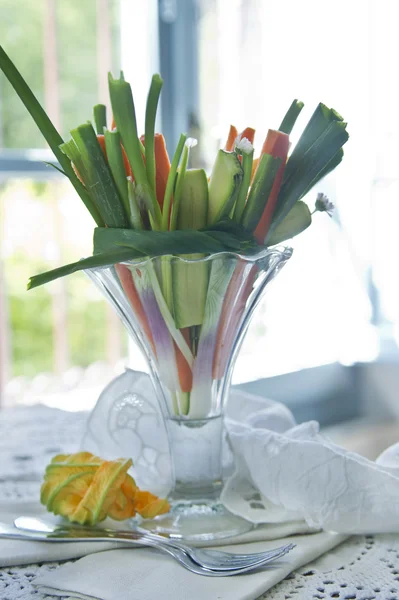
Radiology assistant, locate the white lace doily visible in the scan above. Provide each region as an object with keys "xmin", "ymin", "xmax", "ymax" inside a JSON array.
[{"xmin": 1, "ymin": 404, "xmax": 399, "ymax": 600}]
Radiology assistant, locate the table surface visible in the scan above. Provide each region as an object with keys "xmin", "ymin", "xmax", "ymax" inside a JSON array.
[{"xmin": 1, "ymin": 404, "xmax": 399, "ymax": 600}]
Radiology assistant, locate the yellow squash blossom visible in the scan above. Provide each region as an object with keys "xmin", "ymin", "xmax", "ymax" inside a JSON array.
[{"xmin": 41, "ymin": 452, "xmax": 169, "ymax": 525}]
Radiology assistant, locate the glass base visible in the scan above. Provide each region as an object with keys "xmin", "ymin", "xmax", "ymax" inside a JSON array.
[{"xmin": 135, "ymin": 501, "xmax": 252, "ymax": 541}]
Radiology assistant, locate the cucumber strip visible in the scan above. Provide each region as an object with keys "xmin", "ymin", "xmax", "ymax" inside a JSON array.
[
  {"xmin": 172, "ymin": 168, "xmax": 209, "ymax": 328},
  {"xmin": 208, "ymin": 150, "xmax": 243, "ymax": 225},
  {"xmin": 265, "ymin": 201, "xmax": 312, "ymax": 246}
]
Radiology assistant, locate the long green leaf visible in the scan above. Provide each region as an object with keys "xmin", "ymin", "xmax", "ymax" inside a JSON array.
[
  {"xmin": 271, "ymin": 120, "xmax": 348, "ymax": 229},
  {"xmin": 28, "ymin": 248, "xmax": 137, "ymax": 290},
  {"xmin": 28, "ymin": 222, "xmax": 261, "ymax": 290},
  {"xmin": 283, "ymin": 103, "xmax": 343, "ymax": 181},
  {"xmin": 144, "ymin": 74, "xmax": 163, "ymax": 193},
  {"xmin": 0, "ymin": 46, "xmax": 104, "ymax": 226},
  {"xmin": 93, "ymin": 225, "xmax": 258, "ymax": 256}
]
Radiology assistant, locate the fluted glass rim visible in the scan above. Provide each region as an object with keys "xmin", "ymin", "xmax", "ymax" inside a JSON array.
[{"xmin": 87, "ymin": 245, "xmax": 293, "ymax": 272}]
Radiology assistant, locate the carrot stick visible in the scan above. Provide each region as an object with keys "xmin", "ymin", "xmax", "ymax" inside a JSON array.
[
  {"xmin": 174, "ymin": 327, "xmax": 193, "ymax": 392},
  {"xmin": 111, "ymin": 117, "xmax": 116, "ymax": 130},
  {"xmin": 140, "ymin": 134, "xmax": 171, "ymax": 209},
  {"xmin": 115, "ymin": 264, "xmax": 156, "ymax": 354},
  {"xmin": 253, "ymin": 129, "xmax": 289, "ymax": 243},
  {"xmin": 238, "ymin": 127, "xmax": 255, "ymax": 144},
  {"xmin": 225, "ymin": 125, "xmax": 238, "ymax": 151}
]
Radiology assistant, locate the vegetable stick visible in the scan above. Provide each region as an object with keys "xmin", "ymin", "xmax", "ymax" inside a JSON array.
[
  {"xmin": 174, "ymin": 327, "xmax": 193, "ymax": 393},
  {"xmin": 115, "ymin": 264, "xmax": 156, "ymax": 353},
  {"xmin": 97, "ymin": 134, "xmax": 133, "ymax": 179},
  {"xmin": 140, "ymin": 134, "xmax": 171, "ymax": 209},
  {"xmin": 238, "ymin": 127, "xmax": 255, "ymax": 145},
  {"xmin": 253, "ymin": 129, "xmax": 289, "ymax": 243},
  {"xmin": 224, "ymin": 125, "xmax": 238, "ymax": 151}
]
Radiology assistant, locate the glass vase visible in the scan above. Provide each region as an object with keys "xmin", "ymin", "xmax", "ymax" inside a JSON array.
[{"xmin": 86, "ymin": 247, "xmax": 292, "ymax": 540}]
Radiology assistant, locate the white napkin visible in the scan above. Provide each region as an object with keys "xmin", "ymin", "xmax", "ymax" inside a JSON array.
[
  {"xmin": 0, "ymin": 501, "xmax": 347, "ymax": 599},
  {"xmin": 224, "ymin": 413, "xmax": 399, "ymax": 533},
  {"xmin": 0, "ymin": 501, "xmax": 313, "ymax": 568},
  {"xmin": 82, "ymin": 370, "xmax": 399, "ymax": 533},
  {"xmin": 33, "ymin": 532, "xmax": 346, "ymax": 600}
]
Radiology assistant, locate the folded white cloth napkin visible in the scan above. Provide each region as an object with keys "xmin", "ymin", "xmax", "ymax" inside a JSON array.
[
  {"xmin": 32, "ymin": 532, "xmax": 346, "ymax": 600},
  {"xmin": 83, "ymin": 369, "xmax": 399, "ymax": 533},
  {"xmin": 0, "ymin": 501, "xmax": 346, "ymax": 599}
]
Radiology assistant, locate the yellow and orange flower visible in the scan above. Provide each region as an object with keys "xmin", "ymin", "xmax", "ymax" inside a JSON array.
[{"xmin": 41, "ymin": 452, "xmax": 169, "ymax": 526}]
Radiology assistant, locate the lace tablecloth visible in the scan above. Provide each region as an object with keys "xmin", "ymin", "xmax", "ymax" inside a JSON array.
[{"xmin": 1, "ymin": 405, "xmax": 399, "ymax": 600}]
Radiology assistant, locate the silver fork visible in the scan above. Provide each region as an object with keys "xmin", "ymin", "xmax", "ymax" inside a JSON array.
[{"xmin": 14, "ymin": 516, "xmax": 295, "ymax": 572}]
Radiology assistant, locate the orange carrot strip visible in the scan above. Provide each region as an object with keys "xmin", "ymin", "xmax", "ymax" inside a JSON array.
[
  {"xmin": 174, "ymin": 327, "xmax": 193, "ymax": 393},
  {"xmin": 253, "ymin": 129, "xmax": 289, "ymax": 243},
  {"xmin": 140, "ymin": 134, "xmax": 171, "ymax": 209},
  {"xmin": 111, "ymin": 117, "xmax": 116, "ymax": 130},
  {"xmin": 238, "ymin": 127, "xmax": 255, "ymax": 145},
  {"xmin": 225, "ymin": 125, "xmax": 238, "ymax": 151},
  {"xmin": 115, "ymin": 264, "xmax": 156, "ymax": 354},
  {"xmin": 154, "ymin": 134, "xmax": 170, "ymax": 210}
]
